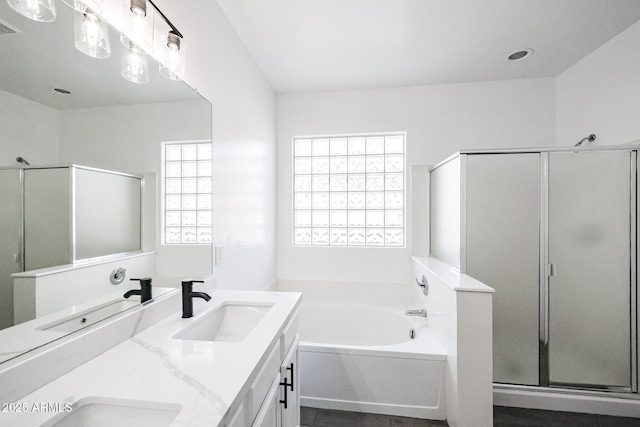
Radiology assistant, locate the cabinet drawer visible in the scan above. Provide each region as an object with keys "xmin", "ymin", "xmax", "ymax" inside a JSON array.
[
  {"xmin": 280, "ymin": 310, "xmax": 298, "ymax": 356},
  {"xmin": 249, "ymin": 342, "xmax": 281, "ymax": 422}
]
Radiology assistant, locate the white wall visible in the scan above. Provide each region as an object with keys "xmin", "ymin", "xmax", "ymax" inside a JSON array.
[
  {"xmin": 0, "ymin": 90, "xmax": 60, "ymax": 167},
  {"xmin": 154, "ymin": 0, "xmax": 278, "ymax": 291},
  {"xmin": 277, "ymin": 78, "xmax": 556, "ymax": 283},
  {"xmin": 59, "ymin": 101, "xmax": 210, "ymax": 175},
  {"xmin": 556, "ymin": 20, "xmax": 640, "ymax": 147}
]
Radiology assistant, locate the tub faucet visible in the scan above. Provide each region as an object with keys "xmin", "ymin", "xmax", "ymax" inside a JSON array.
[
  {"xmin": 406, "ymin": 308, "xmax": 427, "ymax": 318},
  {"xmin": 182, "ymin": 279, "xmax": 210, "ymax": 318},
  {"xmin": 124, "ymin": 278, "xmax": 153, "ymax": 303}
]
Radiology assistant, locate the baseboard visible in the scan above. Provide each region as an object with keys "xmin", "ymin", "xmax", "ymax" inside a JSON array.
[
  {"xmin": 494, "ymin": 386, "xmax": 640, "ymax": 418},
  {"xmin": 300, "ymin": 396, "xmax": 446, "ymax": 420}
]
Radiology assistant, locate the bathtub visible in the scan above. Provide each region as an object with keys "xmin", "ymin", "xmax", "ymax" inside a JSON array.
[{"xmin": 298, "ymin": 300, "xmax": 447, "ymax": 420}]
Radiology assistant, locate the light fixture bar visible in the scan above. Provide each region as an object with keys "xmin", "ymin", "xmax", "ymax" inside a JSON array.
[{"xmin": 147, "ymin": 0, "xmax": 182, "ymax": 39}]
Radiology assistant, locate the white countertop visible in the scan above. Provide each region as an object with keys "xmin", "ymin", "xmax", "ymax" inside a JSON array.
[{"xmin": 0, "ymin": 290, "xmax": 302, "ymax": 427}]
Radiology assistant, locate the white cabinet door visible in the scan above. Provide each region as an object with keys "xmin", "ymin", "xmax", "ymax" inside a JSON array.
[
  {"xmin": 253, "ymin": 374, "xmax": 281, "ymax": 427},
  {"xmin": 280, "ymin": 336, "xmax": 299, "ymax": 427}
]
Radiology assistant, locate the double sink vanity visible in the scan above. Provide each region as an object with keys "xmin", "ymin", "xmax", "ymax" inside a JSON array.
[{"xmin": 0, "ymin": 285, "xmax": 302, "ymax": 427}]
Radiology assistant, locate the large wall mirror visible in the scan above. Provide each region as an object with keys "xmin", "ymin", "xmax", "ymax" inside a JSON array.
[{"xmin": 0, "ymin": 1, "xmax": 212, "ymax": 364}]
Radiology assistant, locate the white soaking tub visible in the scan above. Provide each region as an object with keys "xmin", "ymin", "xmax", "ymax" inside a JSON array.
[{"xmin": 298, "ymin": 300, "xmax": 447, "ymax": 420}]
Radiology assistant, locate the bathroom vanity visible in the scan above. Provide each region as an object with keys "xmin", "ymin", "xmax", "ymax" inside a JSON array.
[{"xmin": 0, "ymin": 289, "xmax": 301, "ymax": 427}]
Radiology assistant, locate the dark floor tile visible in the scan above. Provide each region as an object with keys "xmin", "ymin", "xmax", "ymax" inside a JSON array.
[
  {"xmin": 301, "ymin": 406, "xmax": 317, "ymax": 425},
  {"xmin": 355, "ymin": 412, "xmax": 391, "ymax": 427},
  {"xmin": 494, "ymin": 406, "xmax": 567, "ymax": 426},
  {"xmin": 312, "ymin": 408, "xmax": 390, "ymax": 427},
  {"xmin": 390, "ymin": 415, "xmax": 448, "ymax": 426},
  {"xmin": 302, "ymin": 405, "xmax": 640, "ymax": 427},
  {"xmin": 494, "ymin": 406, "xmax": 640, "ymax": 427},
  {"xmin": 312, "ymin": 408, "xmax": 360, "ymax": 427}
]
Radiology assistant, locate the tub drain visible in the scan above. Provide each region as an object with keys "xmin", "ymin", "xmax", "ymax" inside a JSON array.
[{"xmin": 410, "ymin": 328, "xmax": 416, "ymax": 339}]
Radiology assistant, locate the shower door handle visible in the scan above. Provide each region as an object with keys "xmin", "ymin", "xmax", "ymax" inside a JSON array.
[{"xmin": 547, "ymin": 263, "xmax": 556, "ymax": 277}]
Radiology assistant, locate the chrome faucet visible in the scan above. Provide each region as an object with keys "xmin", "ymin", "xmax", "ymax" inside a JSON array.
[
  {"xmin": 181, "ymin": 279, "xmax": 211, "ymax": 318},
  {"xmin": 406, "ymin": 308, "xmax": 427, "ymax": 318},
  {"xmin": 124, "ymin": 278, "xmax": 153, "ymax": 303}
]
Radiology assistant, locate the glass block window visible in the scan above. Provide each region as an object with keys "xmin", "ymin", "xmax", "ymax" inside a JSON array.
[
  {"xmin": 163, "ymin": 142, "xmax": 213, "ymax": 244},
  {"xmin": 293, "ymin": 133, "xmax": 405, "ymax": 247}
]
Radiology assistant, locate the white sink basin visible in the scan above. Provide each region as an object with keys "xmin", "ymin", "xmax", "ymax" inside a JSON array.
[
  {"xmin": 173, "ymin": 302, "xmax": 273, "ymax": 342},
  {"xmin": 42, "ymin": 397, "xmax": 182, "ymax": 427},
  {"xmin": 37, "ymin": 299, "xmax": 139, "ymax": 333}
]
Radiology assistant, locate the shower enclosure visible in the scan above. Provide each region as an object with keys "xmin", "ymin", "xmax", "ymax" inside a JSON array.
[
  {"xmin": 0, "ymin": 165, "xmax": 143, "ymax": 330},
  {"xmin": 429, "ymin": 147, "xmax": 637, "ymax": 394}
]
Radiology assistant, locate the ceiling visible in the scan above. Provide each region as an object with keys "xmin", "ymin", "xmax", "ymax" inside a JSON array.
[{"xmin": 216, "ymin": 0, "xmax": 640, "ymax": 93}]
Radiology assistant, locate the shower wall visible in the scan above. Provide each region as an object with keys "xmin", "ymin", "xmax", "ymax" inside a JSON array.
[{"xmin": 430, "ymin": 147, "xmax": 637, "ymax": 393}]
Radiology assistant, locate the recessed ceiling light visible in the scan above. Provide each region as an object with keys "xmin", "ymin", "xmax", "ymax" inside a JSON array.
[
  {"xmin": 54, "ymin": 88, "xmax": 71, "ymax": 94},
  {"xmin": 508, "ymin": 49, "xmax": 534, "ymax": 61}
]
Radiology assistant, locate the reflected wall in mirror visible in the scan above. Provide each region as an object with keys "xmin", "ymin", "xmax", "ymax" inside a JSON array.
[{"xmin": 0, "ymin": 0, "xmax": 212, "ymax": 364}]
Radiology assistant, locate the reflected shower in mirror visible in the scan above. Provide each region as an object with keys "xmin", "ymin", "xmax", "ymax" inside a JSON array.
[{"xmin": 0, "ymin": 0, "xmax": 212, "ymax": 363}]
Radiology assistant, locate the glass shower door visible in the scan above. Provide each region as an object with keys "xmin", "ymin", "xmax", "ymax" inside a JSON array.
[{"xmin": 547, "ymin": 150, "xmax": 633, "ymax": 389}]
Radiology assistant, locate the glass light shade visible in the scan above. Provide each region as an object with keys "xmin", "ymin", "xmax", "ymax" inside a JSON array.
[
  {"xmin": 120, "ymin": 0, "xmax": 153, "ymax": 53},
  {"xmin": 74, "ymin": 11, "xmax": 110, "ymax": 59},
  {"xmin": 7, "ymin": 0, "xmax": 56, "ymax": 22},
  {"xmin": 61, "ymin": 0, "xmax": 101, "ymax": 15},
  {"xmin": 159, "ymin": 33, "xmax": 185, "ymax": 81},
  {"xmin": 121, "ymin": 50, "xmax": 149, "ymax": 84}
]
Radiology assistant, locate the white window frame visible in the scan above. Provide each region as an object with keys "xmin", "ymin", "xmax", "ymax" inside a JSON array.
[
  {"xmin": 292, "ymin": 132, "xmax": 406, "ymax": 247},
  {"xmin": 161, "ymin": 140, "xmax": 213, "ymax": 245}
]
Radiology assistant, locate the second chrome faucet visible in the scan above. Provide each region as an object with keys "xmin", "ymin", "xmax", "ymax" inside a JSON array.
[{"xmin": 182, "ymin": 279, "xmax": 211, "ymax": 318}]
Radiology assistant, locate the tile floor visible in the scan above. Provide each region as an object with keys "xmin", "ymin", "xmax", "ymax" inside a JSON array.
[{"xmin": 300, "ymin": 406, "xmax": 640, "ymax": 427}]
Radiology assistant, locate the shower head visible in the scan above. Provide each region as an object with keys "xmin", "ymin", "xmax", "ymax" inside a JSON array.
[
  {"xmin": 575, "ymin": 134, "xmax": 596, "ymax": 147},
  {"xmin": 16, "ymin": 156, "xmax": 30, "ymax": 165}
]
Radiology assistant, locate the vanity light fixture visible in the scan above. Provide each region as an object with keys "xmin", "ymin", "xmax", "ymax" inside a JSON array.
[
  {"xmin": 134, "ymin": 0, "xmax": 185, "ymax": 81},
  {"xmin": 61, "ymin": 0, "xmax": 102, "ymax": 15},
  {"xmin": 121, "ymin": 0, "xmax": 153, "ymax": 54},
  {"xmin": 159, "ymin": 30, "xmax": 184, "ymax": 81},
  {"xmin": 7, "ymin": 0, "xmax": 56, "ymax": 22},
  {"xmin": 74, "ymin": 9, "xmax": 111, "ymax": 58},
  {"xmin": 121, "ymin": 39, "xmax": 149, "ymax": 84}
]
